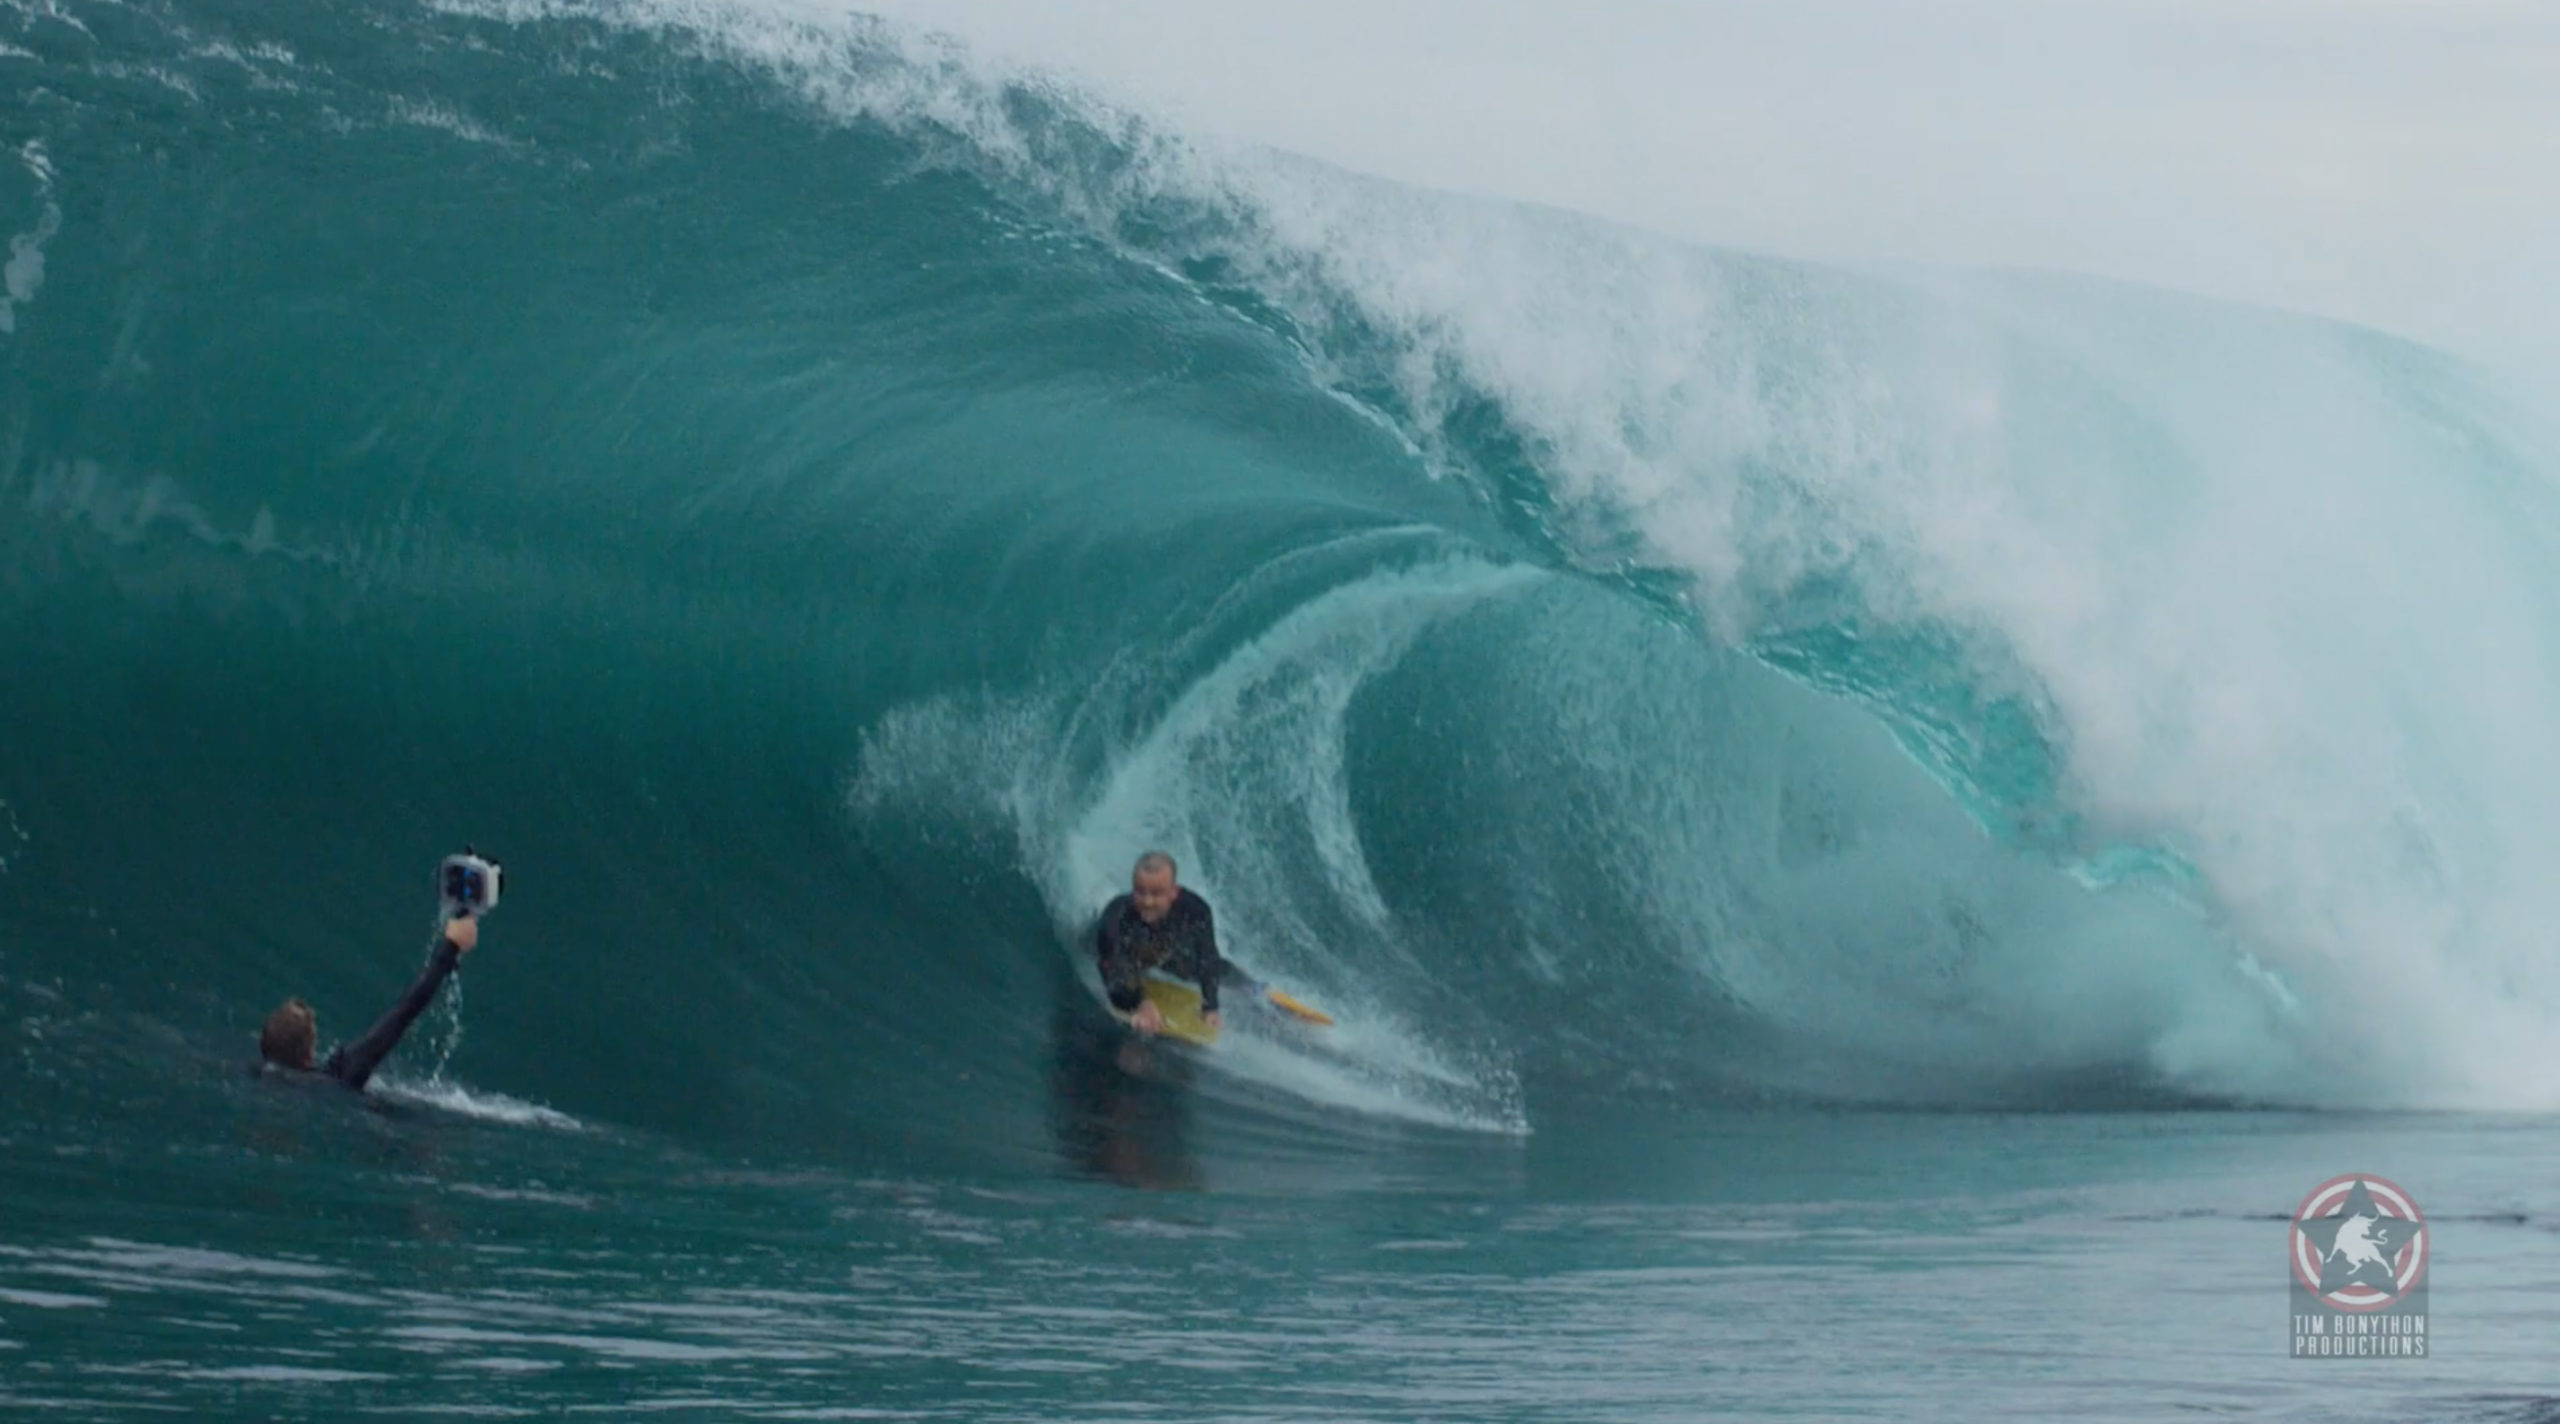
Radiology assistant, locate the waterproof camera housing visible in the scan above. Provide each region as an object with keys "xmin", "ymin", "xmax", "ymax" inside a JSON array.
[{"xmin": 439, "ymin": 850, "xmax": 502, "ymax": 918}]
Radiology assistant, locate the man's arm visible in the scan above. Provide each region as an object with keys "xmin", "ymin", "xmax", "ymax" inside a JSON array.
[
  {"xmin": 1187, "ymin": 899, "xmax": 1224, "ymax": 1015},
  {"xmin": 324, "ymin": 919, "xmax": 473, "ymax": 1090},
  {"xmin": 1094, "ymin": 904, "xmax": 1144, "ymax": 1012}
]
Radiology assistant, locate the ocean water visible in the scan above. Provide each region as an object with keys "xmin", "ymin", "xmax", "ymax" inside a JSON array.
[{"xmin": 3, "ymin": 1, "xmax": 2558, "ymax": 1418}]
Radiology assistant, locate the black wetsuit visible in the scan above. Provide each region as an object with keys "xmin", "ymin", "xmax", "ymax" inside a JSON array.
[
  {"xmin": 1094, "ymin": 889, "xmax": 1227, "ymax": 1015},
  {"xmin": 316, "ymin": 933, "xmax": 465, "ymax": 1090}
]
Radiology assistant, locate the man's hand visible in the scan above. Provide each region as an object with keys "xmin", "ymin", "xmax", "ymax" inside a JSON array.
[
  {"xmin": 446, "ymin": 916, "xmax": 480, "ymax": 955},
  {"xmin": 1129, "ymin": 998, "xmax": 1165, "ymax": 1035},
  {"xmin": 1202, "ymin": 1010, "xmax": 1221, "ymax": 1033}
]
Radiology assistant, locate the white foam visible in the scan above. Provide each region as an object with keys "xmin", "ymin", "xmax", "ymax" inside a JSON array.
[
  {"xmin": 1202, "ymin": 228, "xmax": 2560, "ymax": 1107},
  {"xmin": 1, "ymin": 141, "xmax": 61, "ymax": 337},
  {"xmin": 0, "ymin": 1288, "xmax": 106, "ymax": 1309},
  {"xmin": 372, "ymin": 1078, "xmax": 584, "ymax": 1132},
  {"xmin": 72, "ymin": 1238, "xmax": 343, "ymax": 1280},
  {"xmin": 0, "ymin": 797, "xmax": 28, "ymax": 875},
  {"xmin": 443, "ymin": 1183, "xmax": 596, "ymax": 1208},
  {"xmin": 386, "ymin": 97, "xmax": 518, "ymax": 149},
  {"xmin": 182, "ymin": 1366, "xmax": 389, "ymax": 1383}
]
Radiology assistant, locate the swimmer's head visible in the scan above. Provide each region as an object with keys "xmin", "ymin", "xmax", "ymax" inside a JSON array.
[{"xmin": 260, "ymin": 998, "xmax": 317, "ymax": 1070}]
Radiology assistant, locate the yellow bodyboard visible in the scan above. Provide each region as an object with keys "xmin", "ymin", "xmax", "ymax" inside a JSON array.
[
  {"xmin": 1266, "ymin": 989, "xmax": 1334, "ymax": 1025},
  {"xmin": 1130, "ymin": 977, "xmax": 1220, "ymax": 1045}
]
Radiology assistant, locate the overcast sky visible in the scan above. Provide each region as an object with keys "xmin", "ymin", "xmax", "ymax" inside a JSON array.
[{"xmin": 855, "ymin": 0, "xmax": 2560, "ymax": 383}]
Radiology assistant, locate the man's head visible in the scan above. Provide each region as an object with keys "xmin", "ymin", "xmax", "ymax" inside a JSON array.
[
  {"xmin": 1130, "ymin": 850, "xmax": 1178, "ymax": 924},
  {"xmin": 260, "ymin": 998, "xmax": 317, "ymax": 1070}
]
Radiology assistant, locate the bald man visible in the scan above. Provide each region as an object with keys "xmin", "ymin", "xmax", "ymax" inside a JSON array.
[{"xmin": 1092, "ymin": 851, "xmax": 1227, "ymax": 1036}]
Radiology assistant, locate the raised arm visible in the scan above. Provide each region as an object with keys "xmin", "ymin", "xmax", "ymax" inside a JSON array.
[{"xmin": 324, "ymin": 917, "xmax": 474, "ymax": 1090}]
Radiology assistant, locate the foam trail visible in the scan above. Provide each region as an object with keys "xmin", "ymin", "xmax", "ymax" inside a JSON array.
[{"xmin": 373, "ymin": 1077, "xmax": 585, "ymax": 1132}]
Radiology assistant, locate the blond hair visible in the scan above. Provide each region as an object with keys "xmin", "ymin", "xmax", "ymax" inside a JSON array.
[{"xmin": 260, "ymin": 998, "xmax": 316, "ymax": 1069}]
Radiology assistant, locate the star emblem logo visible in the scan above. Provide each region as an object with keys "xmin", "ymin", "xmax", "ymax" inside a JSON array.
[{"xmin": 2291, "ymin": 1175, "xmax": 2426, "ymax": 1309}]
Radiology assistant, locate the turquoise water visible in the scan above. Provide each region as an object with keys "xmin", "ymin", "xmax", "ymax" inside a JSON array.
[
  {"xmin": 5, "ymin": 1095, "xmax": 2559, "ymax": 1419},
  {"xmin": 5, "ymin": 0, "xmax": 2560, "ymax": 1417}
]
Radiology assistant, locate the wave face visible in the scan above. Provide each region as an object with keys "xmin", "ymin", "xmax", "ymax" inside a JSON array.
[{"xmin": 6, "ymin": 0, "xmax": 2560, "ymax": 1162}]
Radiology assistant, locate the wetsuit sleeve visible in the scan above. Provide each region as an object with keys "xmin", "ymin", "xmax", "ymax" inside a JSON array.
[
  {"xmin": 323, "ymin": 935, "xmax": 464, "ymax": 1090},
  {"xmin": 1094, "ymin": 906, "xmax": 1144, "ymax": 1013},
  {"xmin": 1188, "ymin": 899, "xmax": 1224, "ymax": 1014}
]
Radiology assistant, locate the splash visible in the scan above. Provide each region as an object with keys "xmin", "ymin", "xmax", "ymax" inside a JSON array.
[
  {"xmin": 372, "ymin": 1076, "xmax": 584, "ymax": 1132},
  {"xmin": 0, "ymin": 140, "xmax": 60, "ymax": 336}
]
